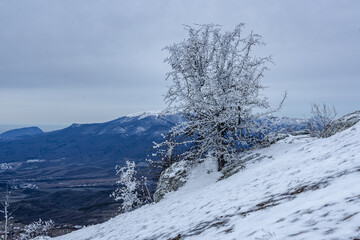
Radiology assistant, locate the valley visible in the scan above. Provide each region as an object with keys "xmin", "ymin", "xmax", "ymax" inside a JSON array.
[{"xmin": 0, "ymin": 113, "xmax": 181, "ymax": 226}]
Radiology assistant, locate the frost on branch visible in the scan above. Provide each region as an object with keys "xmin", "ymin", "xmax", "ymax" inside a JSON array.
[
  {"xmin": 154, "ymin": 24, "xmax": 285, "ymax": 171},
  {"xmin": 111, "ymin": 161, "xmax": 152, "ymax": 213},
  {"xmin": 308, "ymin": 103, "xmax": 337, "ymax": 137},
  {"xmin": 1, "ymin": 186, "xmax": 14, "ymax": 240},
  {"xmin": 18, "ymin": 219, "xmax": 54, "ymax": 240}
]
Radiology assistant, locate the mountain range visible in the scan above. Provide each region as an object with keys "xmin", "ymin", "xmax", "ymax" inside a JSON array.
[
  {"xmin": 0, "ymin": 126, "xmax": 43, "ymax": 140},
  {"xmin": 0, "ymin": 113, "xmax": 308, "ymax": 225},
  {"xmin": 0, "ymin": 113, "xmax": 182, "ymax": 225}
]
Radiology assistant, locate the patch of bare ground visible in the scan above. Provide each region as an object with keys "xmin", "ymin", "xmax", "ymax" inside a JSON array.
[
  {"xmin": 323, "ymin": 228, "xmax": 337, "ymax": 235},
  {"xmin": 163, "ymin": 216, "xmax": 233, "ymax": 239},
  {"xmin": 184, "ymin": 218, "xmax": 230, "ymax": 237},
  {"xmin": 288, "ymin": 230, "xmax": 308, "ymax": 237},
  {"xmin": 168, "ymin": 234, "xmax": 182, "ymax": 240},
  {"xmin": 345, "ymin": 194, "xmax": 360, "ymax": 203},
  {"xmin": 222, "ymin": 227, "xmax": 234, "ymax": 233},
  {"xmin": 341, "ymin": 212, "xmax": 359, "ymax": 221},
  {"xmin": 287, "ymin": 181, "xmax": 329, "ymax": 196}
]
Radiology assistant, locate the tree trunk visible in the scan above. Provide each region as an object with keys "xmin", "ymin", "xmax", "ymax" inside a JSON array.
[
  {"xmin": 4, "ymin": 202, "xmax": 8, "ymax": 240},
  {"xmin": 217, "ymin": 121, "xmax": 227, "ymax": 171},
  {"xmin": 217, "ymin": 153, "xmax": 225, "ymax": 171}
]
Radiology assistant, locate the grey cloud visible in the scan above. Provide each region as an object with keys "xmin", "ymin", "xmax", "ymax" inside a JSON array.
[{"xmin": 0, "ymin": 0, "xmax": 359, "ymax": 128}]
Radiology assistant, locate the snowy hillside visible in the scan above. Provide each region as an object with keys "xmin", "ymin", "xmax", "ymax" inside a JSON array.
[{"xmin": 53, "ymin": 122, "xmax": 360, "ymax": 240}]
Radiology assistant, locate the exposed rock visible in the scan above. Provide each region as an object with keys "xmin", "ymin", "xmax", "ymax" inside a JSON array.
[
  {"xmin": 320, "ymin": 111, "xmax": 360, "ymax": 138},
  {"xmin": 153, "ymin": 160, "xmax": 195, "ymax": 202}
]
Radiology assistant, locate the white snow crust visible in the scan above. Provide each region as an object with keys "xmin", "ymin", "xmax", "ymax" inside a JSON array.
[
  {"xmin": 53, "ymin": 123, "xmax": 360, "ymax": 240},
  {"xmin": 124, "ymin": 111, "xmax": 162, "ymax": 119}
]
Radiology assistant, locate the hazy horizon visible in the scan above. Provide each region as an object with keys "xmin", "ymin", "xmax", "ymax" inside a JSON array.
[{"xmin": 0, "ymin": 124, "xmax": 67, "ymax": 133}]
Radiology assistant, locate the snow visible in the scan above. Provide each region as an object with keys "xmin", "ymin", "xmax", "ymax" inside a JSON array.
[
  {"xmin": 125, "ymin": 111, "xmax": 162, "ymax": 119},
  {"xmin": 27, "ymin": 159, "xmax": 46, "ymax": 163},
  {"xmin": 112, "ymin": 127, "xmax": 126, "ymax": 134},
  {"xmin": 134, "ymin": 126, "xmax": 147, "ymax": 134},
  {"xmin": 53, "ymin": 123, "xmax": 360, "ymax": 240}
]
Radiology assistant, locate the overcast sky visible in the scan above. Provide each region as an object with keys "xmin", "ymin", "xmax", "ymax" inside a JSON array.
[{"xmin": 0, "ymin": 0, "xmax": 359, "ymax": 132}]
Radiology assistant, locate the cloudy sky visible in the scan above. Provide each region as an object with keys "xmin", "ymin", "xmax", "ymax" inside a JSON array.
[{"xmin": 0, "ymin": 0, "xmax": 359, "ymax": 132}]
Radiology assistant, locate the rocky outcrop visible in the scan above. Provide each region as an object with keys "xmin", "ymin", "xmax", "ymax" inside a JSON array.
[
  {"xmin": 321, "ymin": 111, "xmax": 360, "ymax": 138},
  {"xmin": 153, "ymin": 160, "xmax": 195, "ymax": 202}
]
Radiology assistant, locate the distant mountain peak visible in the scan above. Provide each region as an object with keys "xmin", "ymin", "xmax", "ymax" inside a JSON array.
[
  {"xmin": 123, "ymin": 111, "xmax": 163, "ymax": 119},
  {"xmin": 0, "ymin": 126, "xmax": 43, "ymax": 139}
]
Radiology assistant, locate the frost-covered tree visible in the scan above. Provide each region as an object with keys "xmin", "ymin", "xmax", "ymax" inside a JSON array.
[
  {"xmin": 147, "ymin": 133, "xmax": 182, "ymax": 180},
  {"xmin": 17, "ymin": 219, "xmax": 54, "ymax": 240},
  {"xmin": 309, "ymin": 103, "xmax": 337, "ymax": 137},
  {"xmin": 1, "ymin": 186, "xmax": 13, "ymax": 240},
  {"xmin": 155, "ymin": 24, "xmax": 285, "ymax": 171},
  {"xmin": 111, "ymin": 161, "xmax": 152, "ymax": 213}
]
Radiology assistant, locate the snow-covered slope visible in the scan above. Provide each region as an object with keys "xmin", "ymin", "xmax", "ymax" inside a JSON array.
[{"xmin": 53, "ymin": 122, "xmax": 360, "ymax": 240}]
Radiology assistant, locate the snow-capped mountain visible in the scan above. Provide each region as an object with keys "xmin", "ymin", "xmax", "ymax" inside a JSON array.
[
  {"xmin": 0, "ymin": 113, "xmax": 182, "ymax": 166},
  {"xmin": 53, "ymin": 121, "xmax": 360, "ymax": 239}
]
